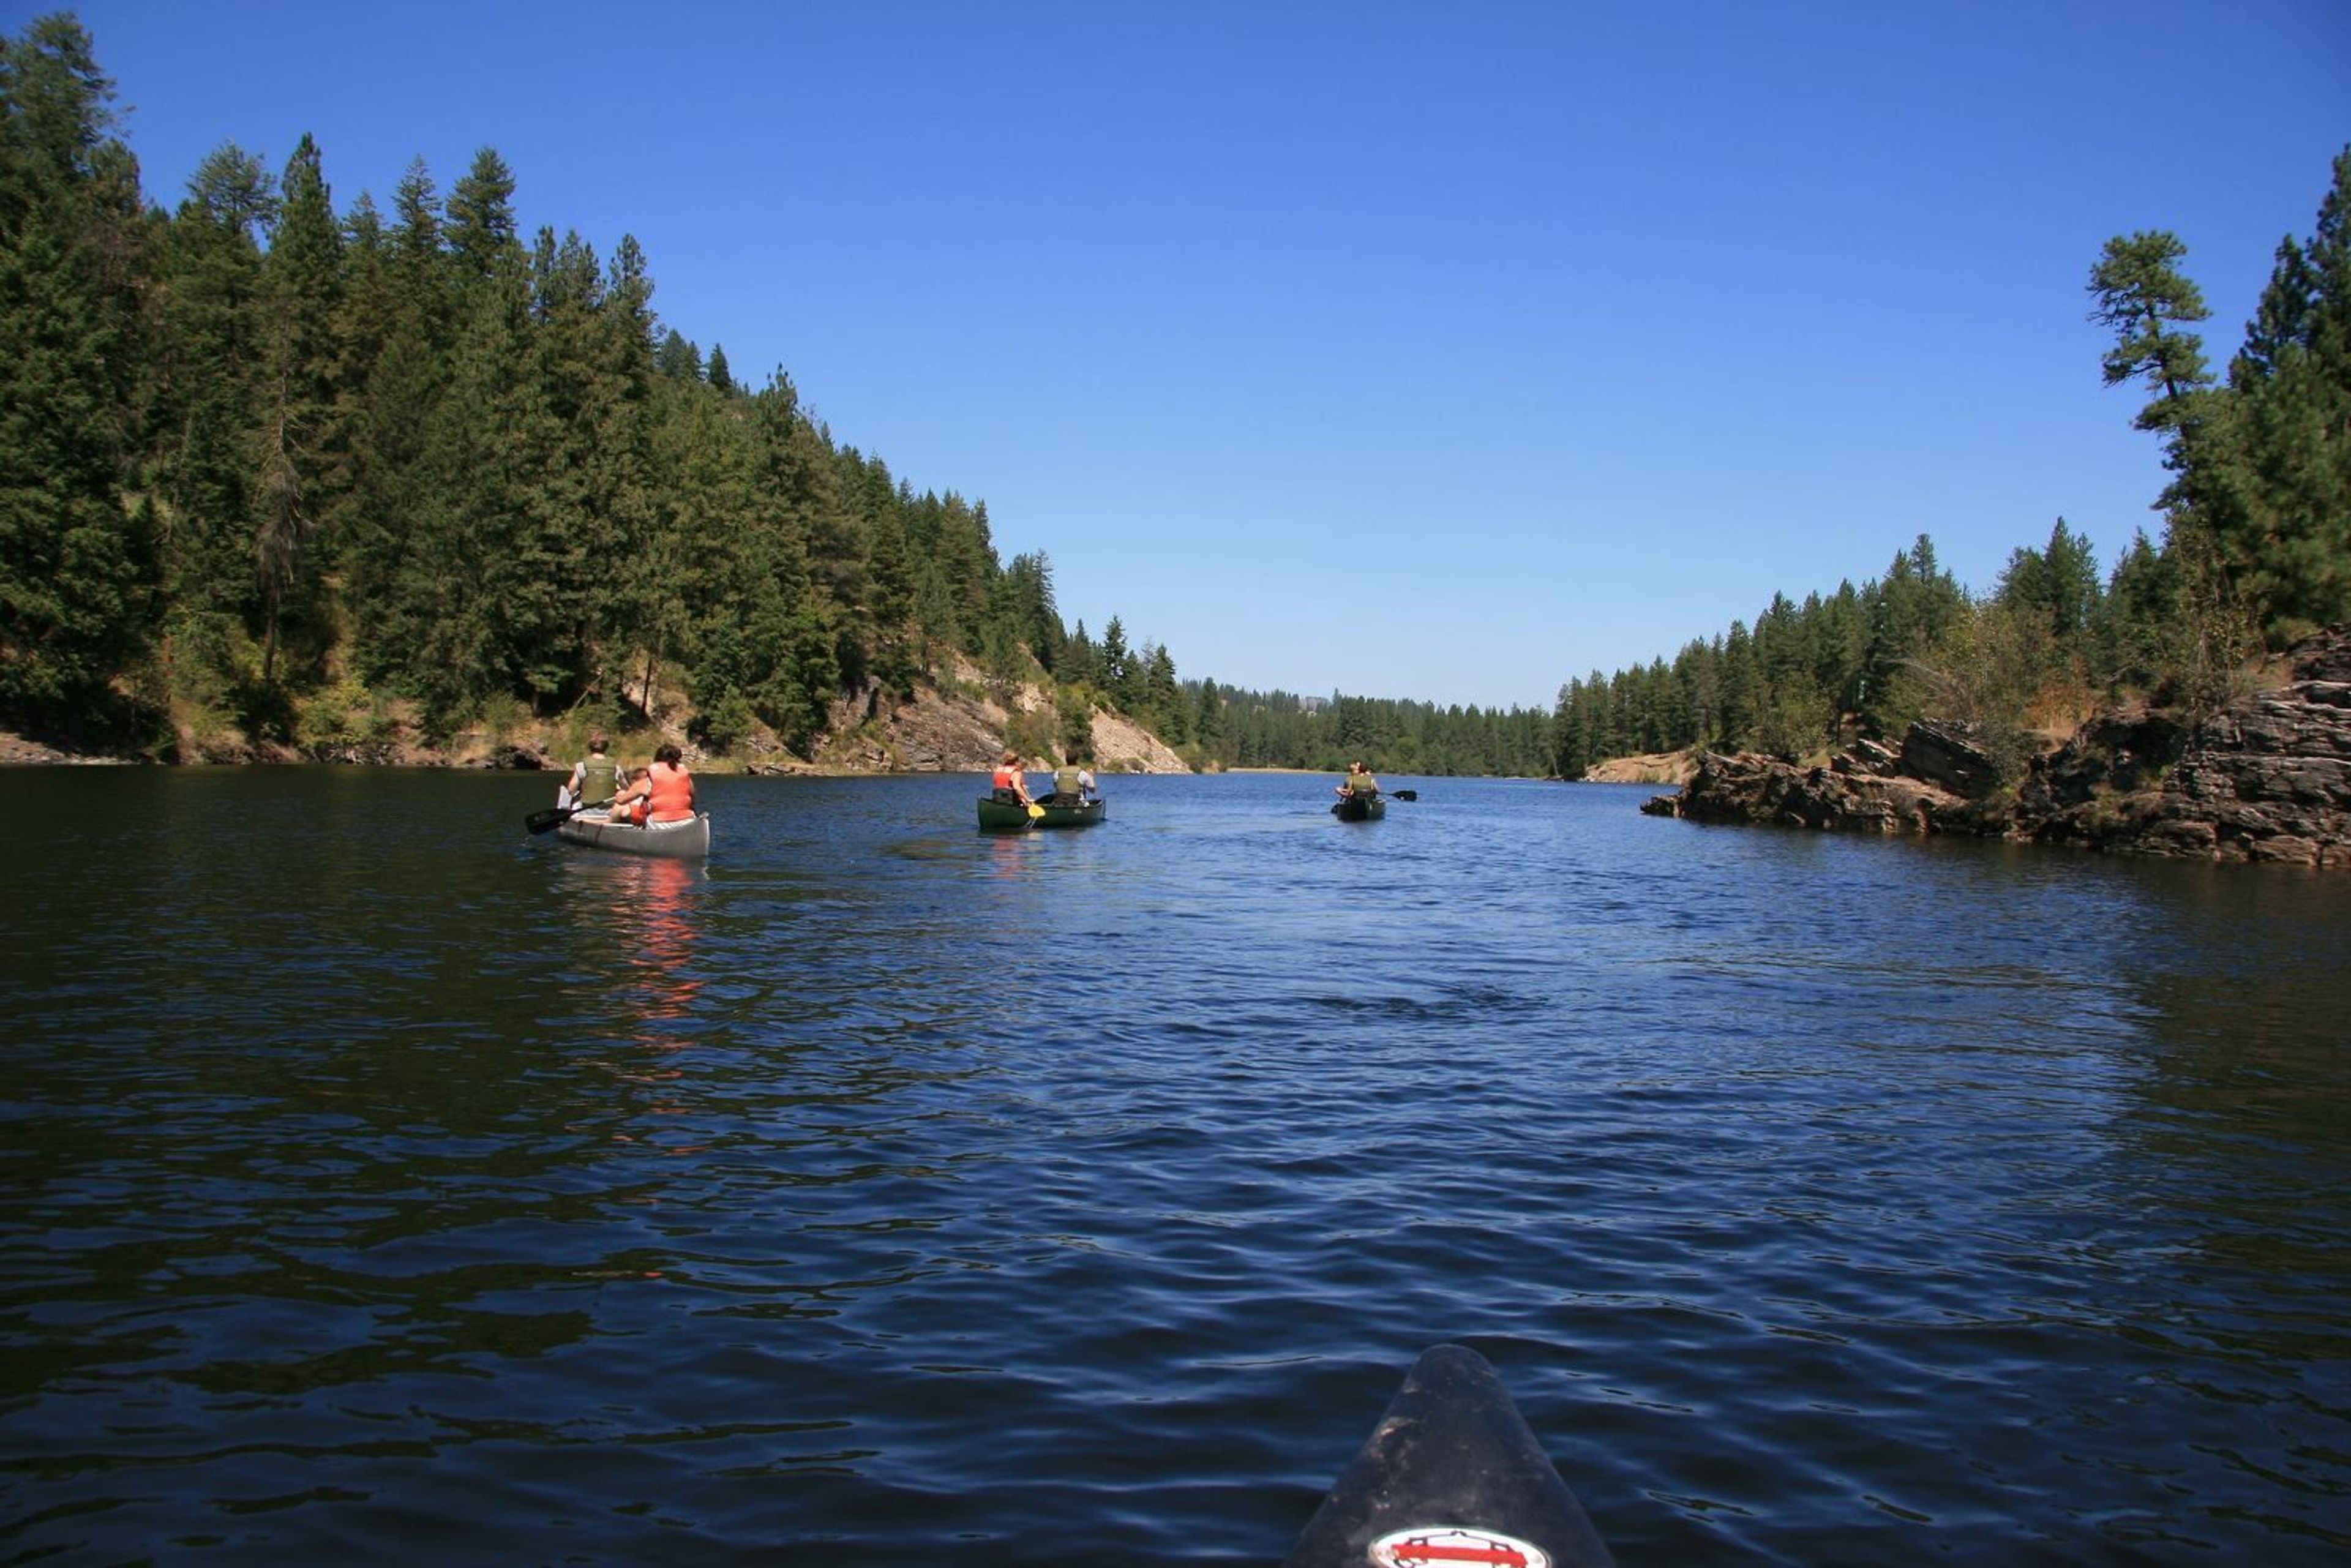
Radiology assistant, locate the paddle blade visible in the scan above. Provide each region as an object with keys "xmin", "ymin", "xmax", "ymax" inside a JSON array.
[
  {"xmin": 524, "ymin": 805, "xmax": 571, "ymax": 834},
  {"xmin": 1027, "ymin": 803, "xmax": 1045, "ymax": 819},
  {"xmin": 1392, "ymin": 789, "xmax": 1418, "ymax": 801}
]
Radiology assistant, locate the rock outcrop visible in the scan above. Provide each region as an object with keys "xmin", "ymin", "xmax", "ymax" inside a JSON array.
[
  {"xmin": 0, "ymin": 729, "xmax": 133, "ymax": 765},
  {"xmin": 808, "ymin": 662, "xmax": 1190, "ymax": 775},
  {"xmin": 2011, "ymin": 639, "xmax": 2351, "ymax": 865},
  {"xmin": 1641, "ymin": 738, "xmax": 1965, "ymax": 835},
  {"xmin": 1584, "ymin": 751, "xmax": 1697, "ymax": 784},
  {"xmin": 1086, "ymin": 708, "xmax": 1191, "ymax": 773},
  {"xmin": 1643, "ymin": 626, "xmax": 2351, "ymax": 868},
  {"xmin": 1897, "ymin": 718, "xmax": 2001, "ymax": 799}
]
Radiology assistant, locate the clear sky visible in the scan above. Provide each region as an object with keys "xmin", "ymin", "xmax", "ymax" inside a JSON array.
[{"xmin": 31, "ymin": 1, "xmax": 2351, "ymax": 710}]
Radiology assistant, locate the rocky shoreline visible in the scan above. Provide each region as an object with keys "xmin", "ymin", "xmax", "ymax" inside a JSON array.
[
  {"xmin": 0, "ymin": 665, "xmax": 1195, "ymax": 778},
  {"xmin": 1641, "ymin": 626, "xmax": 2351, "ymax": 868}
]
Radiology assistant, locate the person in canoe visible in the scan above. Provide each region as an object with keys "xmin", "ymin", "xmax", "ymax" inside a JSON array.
[
  {"xmin": 610, "ymin": 743, "xmax": 695, "ymax": 827},
  {"xmin": 1335, "ymin": 760, "xmax": 1381, "ymax": 801},
  {"xmin": 557, "ymin": 734, "xmax": 628, "ymax": 812},
  {"xmin": 990, "ymin": 749, "xmax": 1034, "ymax": 808},
  {"xmin": 1043, "ymin": 750, "xmax": 1097, "ymax": 806}
]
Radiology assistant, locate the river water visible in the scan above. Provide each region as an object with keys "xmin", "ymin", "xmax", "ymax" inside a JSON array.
[{"xmin": 3, "ymin": 766, "xmax": 2347, "ymax": 1564}]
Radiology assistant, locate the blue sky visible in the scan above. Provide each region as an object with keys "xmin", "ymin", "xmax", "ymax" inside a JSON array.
[{"xmin": 36, "ymin": 1, "xmax": 2351, "ymax": 710}]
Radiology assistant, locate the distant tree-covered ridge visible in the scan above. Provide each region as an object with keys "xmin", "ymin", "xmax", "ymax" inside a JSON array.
[{"xmin": 1553, "ymin": 144, "xmax": 2351, "ymax": 783}]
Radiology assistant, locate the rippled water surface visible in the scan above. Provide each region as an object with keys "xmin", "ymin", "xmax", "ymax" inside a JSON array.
[{"xmin": 5, "ymin": 767, "xmax": 2350, "ymax": 1564}]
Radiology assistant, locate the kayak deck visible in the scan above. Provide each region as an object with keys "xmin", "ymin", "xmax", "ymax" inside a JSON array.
[{"xmin": 1283, "ymin": 1344, "xmax": 1614, "ymax": 1568}]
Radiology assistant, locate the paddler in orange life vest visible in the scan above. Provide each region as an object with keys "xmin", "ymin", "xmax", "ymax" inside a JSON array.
[
  {"xmin": 990, "ymin": 749, "xmax": 1033, "ymax": 807},
  {"xmin": 612, "ymin": 742, "xmax": 695, "ymax": 827}
]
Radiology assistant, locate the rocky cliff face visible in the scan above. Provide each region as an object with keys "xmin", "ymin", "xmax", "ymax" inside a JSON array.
[
  {"xmin": 1644, "ymin": 627, "xmax": 2351, "ymax": 868},
  {"xmin": 2012, "ymin": 636, "xmax": 2351, "ymax": 865},
  {"xmin": 804, "ymin": 665, "xmax": 1190, "ymax": 775}
]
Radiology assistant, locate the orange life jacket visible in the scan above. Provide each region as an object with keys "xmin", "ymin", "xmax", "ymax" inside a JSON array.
[
  {"xmin": 992, "ymin": 763, "xmax": 1021, "ymax": 792},
  {"xmin": 646, "ymin": 762, "xmax": 694, "ymax": 823}
]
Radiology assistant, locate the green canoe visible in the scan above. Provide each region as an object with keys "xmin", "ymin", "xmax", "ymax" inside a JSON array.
[
  {"xmin": 1330, "ymin": 792, "xmax": 1385, "ymax": 821},
  {"xmin": 977, "ymin": 795, "xmax": 1107, "ymax": 831}
]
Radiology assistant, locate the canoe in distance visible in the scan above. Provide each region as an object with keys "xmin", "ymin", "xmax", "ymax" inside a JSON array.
[
  {"xmin": 1330, "ymin": 793, "xmax": 1387, "ymax": 821},
  {"xmin": 1282, "ymin": 1344, "xmax": 1615, "ymax": 1568},
  {"xmin": 554, "ymin": 811, "xmax": 712, "ymax": 859}
]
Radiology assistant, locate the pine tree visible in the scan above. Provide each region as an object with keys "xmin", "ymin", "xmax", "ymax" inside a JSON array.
[
  {"xmin": 653, "ymin": 328, "xmax": 700, "ymax": 381},
  {"xmin": 2090, "ymin": 231, "xmax": 2214, "ymax": 435},
  {"xmin": 343, "ymin": 160, "xmax": 451, "ymax": 686},
  {"xmin": 1192, "ymin": 675, "xmax": 1227, "ymax": 757},
  {"xmin": 1671, "ymin": 637, "xmax": 1720, "ymax": 748},
  {"xmin": 402, "ymin": 147, "xmax": 536, "ymax": 721},
  {"xmin": 1858, "ymin": 535, "xmax": 1963, "ymax": 729},
  {"xmin": 2094, "ymin": 530, "xmax": 2178, "ymax": 691},
  {"xmin": 2203, "ymin": 148, "xmax": 2351, "ymax": 639},
  {"xmin": 1099, "ymin": 615, "xmax": 1131, "ymax": 703},
  {"xmin": 1062, "ymin": 618, "xmax": 1101, "ymax": 689},
  {"xmin": 154, "ymin": 143, "xmax": 276, "ymax": 705},
  {"xmin": 0, "ymin": 15, "xmax": 154, "ymax": 730},
  {"xmin": 253, "ymin": 132, "xmax": 342, "ymax": 687},
  {"xmin": 1144, "ymin": 643, "xmax": 1184, "ymax": 741},
  {"xmin": 1717, "ymin": 623, "xmax": 1758, "ymax": 743}
]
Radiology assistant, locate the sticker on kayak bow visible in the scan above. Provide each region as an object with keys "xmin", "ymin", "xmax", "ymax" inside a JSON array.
[{"xmin": 1370, "ymin": 1525, "xmax": 1548, "ymax": 1568}]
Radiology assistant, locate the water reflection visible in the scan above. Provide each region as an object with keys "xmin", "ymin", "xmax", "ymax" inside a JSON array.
[
  {"xmin": 616, "ymin": 856, "xmax": 703, "ymax": 1043},
  {"xmin": 986, "ymin": 828, "xmax": 1042, "ymax": 876},
  {"xmin": 564, "ymin": 856, "xmax": 707, "ymax": 1164}
]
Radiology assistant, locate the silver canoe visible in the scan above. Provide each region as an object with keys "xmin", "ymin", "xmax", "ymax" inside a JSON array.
[{"xmin": 553, "ymin": 811, "xmax": 712, "ymax": 859}]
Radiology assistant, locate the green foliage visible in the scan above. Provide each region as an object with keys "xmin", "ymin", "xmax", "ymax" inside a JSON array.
[
  {"xmin": 1189, "ymin": 685, "xmax": 1553, "ymax": 778},
  {"xmin": 2088, "ymin": 230, "xmax": 2213, "ymax": 431},
  {"xmin": 1098, "ymin": 616, "xmax": 1132, "ymax": 705},
  {"xmin": 1141, "ymin": 643, "xmax": 1185, "ymax": 743},
  {"xmin": 691, "ymin": 691, "xmax": 756, "ymax": 752},
  {"xmin": 993, "ymin": 551, "xmax": 1063, "ymax": 674},
  {"xmin": 2091, "ymin": 150, "xmax": 2351, "ymax": 648},
  {"xmin": 1995, "ymin": 518, "xmax": 2102, "ymax": 651},
  {"xmin": 295, "ymin": 678, "xmax": 373, "ymax": 747},
  {"xmin": 0, "ymin": 23, "xmax": 1179, "ymax": 759},
  {"xmin": 1056, "ymin": 683, "xmax": 1095, "ymax": 758},
  {"xmin": 0, "ymin": 15, "xmax": 155, "ymax": 730},
  {"xmin": 0, "ymin": 25, "xmax": 1135, "ymax": 758},
  {"xmin": 2201, "ymin": 151, "xmax": 2351, "ymax": 640},
  {"xmin": 1750, "ymin": 684, "xmax": 1831, "ymax": 765},
  {"xmin": 1003, "ymin": 701, "xmax": 1056, "ymax": 761},
  {"xmin": 1061, "ymin": 620, "xmax": 1102, "ymax": 688},
  {"xmin": 1547, "ymin": 535, "xmax": 1979, "ymax": 776}
]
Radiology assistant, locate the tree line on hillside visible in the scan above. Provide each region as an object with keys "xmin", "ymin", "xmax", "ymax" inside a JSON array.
[
  {"xmin": 1553, "ymin": 145, "xmax": 2351, "ymax": 783},
  {"xmin": 6, "ymin": 16, "xmax": 2344, "ymax": 783},
  {"xmin": 0, "ymin": 15, "xmax": 1183, "ymax": 761},
  {"xmin": 1139, "ymin": 683, "xmax": 1549, "ymax": 778}
]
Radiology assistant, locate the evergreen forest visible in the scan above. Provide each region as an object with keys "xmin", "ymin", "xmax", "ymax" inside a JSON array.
[
  {"xmin": 4, "ymin": 15, "xmax": 2347, "ymax": 786},
  {"xmin": 1552, "ymin": 149, "xmax": 2351, "ymax": 783}
]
